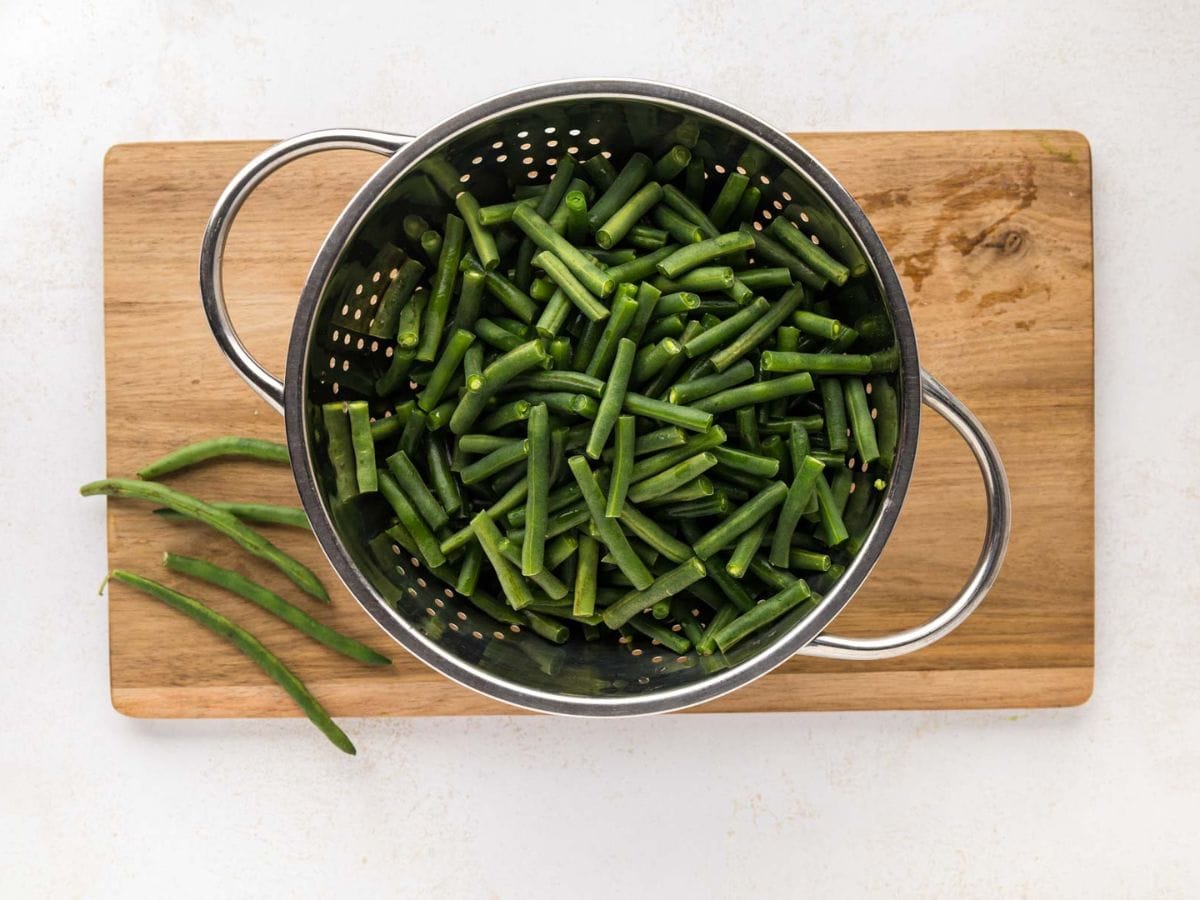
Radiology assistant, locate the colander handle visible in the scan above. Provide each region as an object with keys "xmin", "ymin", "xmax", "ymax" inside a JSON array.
[
  {"xmin": 797, "ymin": 370, "xmax": 1012, "ymax": 660},
  {"xmin": 200, "ymin": 129, "xmax": 412, "ymax": 413}
]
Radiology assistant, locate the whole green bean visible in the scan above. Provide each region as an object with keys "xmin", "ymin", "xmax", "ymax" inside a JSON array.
[
  {"xmin": 154, "ymin": 501, "xmax": 310, "ymax": 531},
  {"xmin": 82, "ymin": 478, "xmax": 329, "ymax": 602},
  {"xmin": 110, "ymin": 570, "xmax": 354, "ymax": 754},
  {"xmin": 136, "ymin": 436, "xmax": 289, "ymax": 479},
  {"xmin": 164, "ymin": 552, "xmax": 390, "ymax": 665}
]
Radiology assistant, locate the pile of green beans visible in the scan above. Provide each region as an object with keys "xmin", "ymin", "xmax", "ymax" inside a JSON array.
[{"xmin": 324, "ymin": 141, "xmax": 900, "ymax": 658}]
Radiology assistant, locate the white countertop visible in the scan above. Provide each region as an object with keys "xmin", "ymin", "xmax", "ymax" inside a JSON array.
[{"xmin": 3, "ymin": 1, "xmax": 1198, "ymax": 895}]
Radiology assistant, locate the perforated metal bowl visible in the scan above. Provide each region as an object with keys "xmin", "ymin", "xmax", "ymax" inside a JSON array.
[{"xmin": 200, "ymin": 79, "xmax": 1010, "ymax": 716}]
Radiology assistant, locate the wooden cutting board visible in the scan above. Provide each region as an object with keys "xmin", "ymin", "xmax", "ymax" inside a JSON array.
[{"xmin": 102, "ymin": 130, "xmax": 1094, "ymax": 717}]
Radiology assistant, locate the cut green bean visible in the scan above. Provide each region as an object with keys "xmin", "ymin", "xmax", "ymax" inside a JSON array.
[
  {"xmin": 418, "ymin": 328, "xmax": 476, "ymax": 413},
  {"xmin": 726, "ymin": 518, "xmax": 768, "ymax": 578},
  {"xmin": 692, "ymin": 481, "xmax": 787, "ymax": 559},
  {"xmin": 601, "ymin": 557, "xmax": 707, "ymax": 630},
  {"xmin": 668, "ymin": 359, "xmax": 755, "ymax": 405},
  {"xmin": 586, "ymin": 152, "xmax": 652, "ymax": 229},
  {"xmin": 583, "ymin": 289, "xmax": 639, "ymax": 378},
  {"xmin": 604, "ymin": 244, "xmax": 678, "ymax": 284},
  {"xmin": 512, "ymin": 205, "xmax": 615, "ymax": 298},
  {"xmin": 844, "ymin": 377, "xmax": 880, "ymax": 465},
  {"xmin": 624, "ymin": 281, "xmax": 663, "ymax": 346},
  {"xmin": 82, "ymin": 479, "xmax": 329, "ymax": 603},
  {"xmin": 377, "ymin": 470, "xmax": 446, "ymax": 567},
  {"xmin": 681, "ymin": 297, "xmax": 770, "ymax": 359},
  {"xmin": 652, "ymin": 266, "xmax": 736, "ymax": 294},
  {"xmin": 572, "ymin": 533, "xmax": 599, "ymax": 616},
  {"xmin": 767, "ymin": 217, "xmax": 850, "ymax": 287},
  {"xmin": 870, "ymin": 376, "xmax": 899, "ymax": 469},
  {"xmin": 369, "ymin": 259, "xmax": 424, "ymax": 339},
  {"xmin": 694, "ymin": 372, "xmax": 815, "ymax": 414},
  {"xmin": 652, "ymin": 204, "xmax": 704, "ymax": 244},
  {"xmin": 712, "ymin": 579, "xmax": 812, "ymax": 653},
  {"xmin": 533, "ymin": 249, "xmax": 609, "ymax": 322},
  {"xmin": 712, "ymin": 446, "xmax": 780, "ymax": 478},
  {"xmin": 739, "ymin": 223, "xmax": 825, "ymax": 290},
  {"xmin": 708, "ymin": 172, "xmax": 750, "ymax": 228},
  {"xmin": 813, "ymin": 471, "xmax": 850, "ymax": 547},
  {"xmin": 653, "ymin": 144, "xmax": 692, "ymax": 182},
  {"xmin": 459, "ymin": 439, "xmax": 530, "ymax": 485},
  {"xmin": 656, "ymin": 231, "xmax": 756, "ymax": 279},
  {"xmin": 521, "ymin": 403, "xmax": 551, "ymax": 577},
  {"xmin": 627, "ymin": 452, "xmax": 718, "ymax": 504},
  {"xmin": 760, "ymin": 350, "xmax": 873, "ymax": 375},
  {"xmin": 455, "ymin": 192, "xmax": 500, "ymax": 271},
  {"xmin": 818, "ymin": 378, "xmax": 849, "ymax": 452},
  {"xmin": 660, "ymin": 185, "xmax": 719, "ymax": 238},
  {"xmin": 631, "ymin": 338, "xmax": 682, "ymax": 385},
  {"xmin": 583, "ymin": 154, "xmax": 617, "ymax": 190},
  {"xmin": 567, "ymin": 456, "xmax": 653, "ymax": 590},
  {"xmin": 321, "ymin": 406, "xmax": 357, "ymax": 500},
  {"xmin": 587, "ymin": 339, "xmax": 637, "ymax": 460},
  {"xmin": 708, "ymin": 285, "xmax": 806, "ymax": 372},
  {"xmin": 623, "ymin": 392, "xmax": 713, "ymax": 432},
  {"xmin": 768, "ymin": 455, "xmax": 826, "ymax": 567},
  {"xmin": 385, "ymin": 450, "xmax": 449, "ymax": 530},
  {"xmin": 449, "ymin": 339, "xmax": 549, "ymax": 435},
  {"xmin": 417, "ymin": 213, "xmax": 464, "ymax": 361},
  {"xmin": 596, "ymin": 181, "xmax": 663, "ymax": 249},
  {"xmin": 470, "ymin": 513, "xmax": 538, "ymax": 611},
  {"xmin": 603, "ymin": 415, "xmax": 636, "ymax": 518}
]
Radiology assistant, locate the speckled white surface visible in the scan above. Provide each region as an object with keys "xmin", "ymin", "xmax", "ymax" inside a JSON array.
[{"xmin": 2, "ymin": 1, "xmax": 1198, "ymax": 895}]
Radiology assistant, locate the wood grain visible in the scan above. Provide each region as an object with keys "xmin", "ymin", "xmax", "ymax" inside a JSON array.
[{"xmin": 102, "ymin": 130, "xmax": 1094, "ymax": 717}]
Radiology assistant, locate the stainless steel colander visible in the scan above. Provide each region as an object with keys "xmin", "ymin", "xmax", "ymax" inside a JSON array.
[{"xmin": 199, "ymin": 79, "xmax": 1011, "ymax": 716}]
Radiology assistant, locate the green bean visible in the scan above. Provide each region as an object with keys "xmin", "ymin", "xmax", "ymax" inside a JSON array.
[
  {"xmin": 440, "ymin": 478, "xmax": 528, "ymax": 555},
  {"xmin": 530, "ymin": 278, "xmax": 556, "ymax": 304},
  {"xmin": 447, "ymin": 267, "xmax": 485, "ymax": 334},
  {"xmin": 458, "ymin": 256, "xmax": 538, "ymax": 325},
  {"xmin": 653, "ymin": 292, "xmax": 701, "ymax": 317},
  {"xmin": 449, "ymin": 339, "xmax": 549, "ymax": 435},
  {"xmin": 470, "ymin": 513, "xmax": 538, "ymax": 611},
  {"xmin": 510, "ymin": 370, "xmax": 604, "ymax": 398},
  {"xmin": 519, "ymin": 403, "xmax": 551, "ymax": 577},
  {"xmin": 712, "ymin": 579, "xmax": 812, "ymax": 653},
  {"xmin": 736, "ymin": 267, "xmax": 793, "ymax": 292},
  {"xmin": 813, "ymin": 471, "xmax": 850, "ymax": 547},
  {"xmin": 692, "ymin": 481, "xmax": 787, "ymax": 558},
  {"xmin": 336, "ymin": 403, "xmax": 373, "ymax": 495},
  {"xmin": 791, "ymin": 311, "xmax": 843, "ymax": 341},
  {"xmin": 512, "ymin": 205, "xmax": 615, "ymax": 298},
  {"xmin": 787, "ymin": 421, "xmax": 811, "ymax": 470},
  {"xmin": 473, "ymin": 317, "xmax": 524, "ymax": 352},
  {"xmin": 533, "ymin": 289, "xmax": 572, "ymax": 339},
  {"xmin": 600, "ymin": 414, "xmax": 635, "ymax": 517},
  {"xmin": 712, "ymin": 446, "xmax": 780, "ymax": 478},
  {"xmin": 459, "ymin": 439, "xmax": 529, "ymax": 485},
  {"xmin": 454, "ymin": 541, "xmax": 484, "ymax": 596},
  {"xmin": 652, "ymin": 266, "xmax": 736, "ymax": 294},
  {"xmin": 403, "ymin": 214, "xmax": 429, "ymax": 242},
  {"xmin": 417, "ymin": 213, "xmax": 464, "ymax": 361},
  {"xmin": 136, "ymin": 436, "xmax": 289, "ymax": 480},
  {"xmin": 627, "ymin": 225, "xmax": 668, "ymax": 250},
  {"xmin": 377, "ymin": 470, "xmax": 446, "ymax": 567},
  {"xmin": 597, "ymin": 182, "xmax": 663, "ymax": 249},
  {"xmin": 586, "ymin": 152, "xmax": 652, "ymax": 229},
  {"xmin": 844, "ymin": 377, "xmax": 880, "ymax": 465},
  {"xmin": 154, "ymin": 501, "xmax": 310, "ymax": 531},
  {"xmin": 766, "ymin": 217, "xmax": 850, "ymax": 287},
  {"xmin": 394, "ymin": 287, "xmax": 428, "ymax": 349},
  {"xmin": 622, "ymin": 392, "xmax": 713, "ymax": 432},
  {"xmin": 478, "ymin": 400, "xmax": 532, "ymax": 432},
  {"xmin": 782, "ymin": 203, "xmax": 869, "ymax": 277},
  {"xmin": 683, "ymin": 154, "xmax": 707, "ymax": 201},
  {"xmin": 477, "ymin": 198, "xmax": 538, "ymax": 227},
  {"xmin": 419, "ymin": 229, "xmax": 442, "ymax": 263},
  {"xmin": 667, "ymin": 359, "xmax": 754, "ymax": 405},
  {"xmin": 733, "ymin": 185, "xmax": 761, "ymax": 223},
  {"xmin": 656, "ymin": 231, "xmax": 756, "ymax": 279},
  {"xmin": 522, "ymin": 391, "xmax": 598, "ymax": 419},
  {"xmin": 588, "ymin": 247, "xmax": 637, "ymax": 266},
  {"xmin": 870, "ymin": 377, "xmax": 899, "ymax": 469},
  {"xmin": 681, "ymin": 297, "xmax": 769, "ymax": 359},
  {"xmin": 748, "ymin": 556, "xmax": 797, "ymax": 592},
  {"xmin": 643, "ymin": 475, "xmax": 713, "ymax": 505},
  {"xmin": 720, "ymin": 408, "xmax": 754, "ymax": 457},
  {"xmin": 583, "ymin": 154, "xmax": 617, "ymax": 191},
  {"xmin": 708, "ymin": 172, "xmax": 750, "ymax": 228},
  {"xmin": 653, "ymin": 144, "xmax": 692, "ymax": 182},
  {"xmin": 768, "ymin": 455, "xmax": 826, "ymax": 567},
  {"xmin": 739, "ymin": 223, "xmax": 825, "ymax": 290},
  {"xmin": 693, "ymin": 372, "xmax": 814, "ymax": 414},
  {"xmin": 789, "ymin": 549, "xmax": 832, "ymax": 571},
  {"xmin": 109, "ymin": 570, "xmax": 354, "ymax": 754},
  {"xmin": 496, "ymin": 539, "xmax": 567, "ymax": 601},
  {"xmin": 628, "ymin": 615, "xmax": 691, "ymax": 654},
  {"xmin": 520, "ymin": 610, "xmax": 568, "ymax": 644},
  {"xmin": 454, "ymin": 192, "xmax": 500, "ymax": 270},
  {"xmin": 397, "ymin": 407, "xmax": 427, "ymax": 458},
  {"xmin": 760, "ymin": 350, "xmax": 873, "ymax": 375},
  {"xmin": 583, "ymin": 289, "xmax": 639, "ymax": 378},
  {"xmin": 384, "ymin": 450, "xmax": 448, "ymax": 530},
  {"xmin": 424, "ymin": 438, "xmax": 461, "ymax": 516},
  {"xmin": 604, "ymin": 244, "xmax": 678, "ymax": 284},
  {"xmin": 572, "ymin": 533, "xmax": 599, "ymax": 617},
  {"xmin": 726, "ymin": 518, "xmax": 768, "ymax": 578},
  {"xmin": 417, "ymin": 328, "xmax": 475, "ymax": 414},
  {"xmin": 601, "ymin": 557, "xmax": 706, "ymax": 629},
  {"xmin": 82, "ymin": 479, "xmax": 329, "ymax": 603},
  {"xmin": 586, "ymin": 338, "xmax": 636, "ymax": 460},
  {"xmin": 696, "ymin": 603, "xmax": 738, "ymax": 655},
  {"xmin": 631, "ymin": 338, "xmax": 682, "ymax": 385},
  {"xmin": 533, "ymin": 249, "xmax": 609, "ymax": 322},
  {"xmin": 564, "ymin": 190, "xmax": 588, "ymax": 244},
  {"xmin": 610, "ymin": 501, "xmax": 691, "ymax": 563},
  {"xmin": 164, "ymin": 552, "xmax": 390, "ymax": 666},
  {"xmin": 662, "ymin": 493, "xmax": 731, "ymax": 518},
  {"xmin": 320, "ymin": 405, "xmax": 357, "ymax": 500},
  {"xmin": 624, "ymin": 281, "xmax": 663, "ymax": 346},
  {"xmin": 818, "ymin": 378, "xmax": 849, "ymax": 452},
  {"xmin": 627, "ymin": 452, "xmax": 717, "ymax": 504},
  {"xmin": 369, "ymin": 259, "xmax": 424, "ymax": 339},
  {"xmin": 708, "ymin": 286, "xmax": 806, "ymax": 372},
  {"xmin": 660, "ymin": 185, "xmax": 719, "ymax": 238},
  {"xmin": 369, "ymin": 414, "xmax": 402, "ymax": 443},
  {"xmin": 652, "ymin": 204, "xmax": 704, "ymax": 244},
  {"xmin": 643, "ymin": 313, "xmax": 686, "ymax": 343},
  {"xmin": 567, "ymin": 456, "xmax": 653, "ymax": 590},
  {"xmin": 630, "ymin": 426, "xmax": 726, "ymax": 484}
]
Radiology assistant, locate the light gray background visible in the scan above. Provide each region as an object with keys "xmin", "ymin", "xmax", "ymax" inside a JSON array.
[{"xmin": 2, "ymin": 1, "xmax": 1197, "ymax": 896}]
